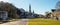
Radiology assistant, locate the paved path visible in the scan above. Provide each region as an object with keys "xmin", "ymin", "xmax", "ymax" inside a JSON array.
[{"xmin": 0, "ymin": 19, "xmax": 28, "ymax": 25}]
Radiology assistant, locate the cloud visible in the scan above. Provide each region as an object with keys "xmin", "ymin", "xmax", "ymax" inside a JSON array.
[{"xmin": 0, "ymin": 0, "xmax": 9, "ymax": 2}]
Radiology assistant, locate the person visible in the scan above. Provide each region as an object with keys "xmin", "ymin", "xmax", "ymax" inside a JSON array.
[{"xmin": 56, "ymin": 16, "xmax": 58, "ymax": 20}]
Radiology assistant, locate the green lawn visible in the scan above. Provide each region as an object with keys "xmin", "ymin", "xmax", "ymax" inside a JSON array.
[{"xmin": 28, "ymin": 18, "xmax": 60, "ymax": 25}]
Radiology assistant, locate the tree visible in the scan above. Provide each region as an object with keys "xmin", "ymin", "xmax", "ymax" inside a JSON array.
[
  {"xmin": 51, "ymin": 9, "xmax": 56, "ymax": 12},
  {"xmin": 0, "ymin": 1, "xmax": 20, "ymax": 19},
  {"xmin": 55, "ymin": 1, "xmax": 60, "ymax": 9},
  {"xmin": 16, "ymin": 8, "xmax": 22, "ymax": 16},
  {"xmin": 45, "ymin": 11, "xmax": 51, "ymax": 18}
]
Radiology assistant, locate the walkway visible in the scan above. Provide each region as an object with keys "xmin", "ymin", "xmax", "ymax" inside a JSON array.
[{"xmin": 0, "ymin": 19, "xmax": 28, "ymax": 25}]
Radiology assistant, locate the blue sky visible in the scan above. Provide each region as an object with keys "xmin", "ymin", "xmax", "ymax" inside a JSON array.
[{"xmin": 0, "ymin": 0, "xmax": 59, "ymax": 15}]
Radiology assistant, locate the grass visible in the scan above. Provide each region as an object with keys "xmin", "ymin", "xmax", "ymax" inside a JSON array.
[{"xmin": 28, "ymin": 18, "xmax": 60, "ymax": 25}]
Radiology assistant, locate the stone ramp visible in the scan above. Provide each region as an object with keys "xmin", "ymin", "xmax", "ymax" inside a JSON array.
[{"xmin": 0, "ymin": 19, "xmax": 28, "ymax": 25}]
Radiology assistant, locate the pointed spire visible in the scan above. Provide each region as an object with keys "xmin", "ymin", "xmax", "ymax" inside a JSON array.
[
  {"xmin": 29, "ymin": 4, "xmax": 31, "ymax": 13},
  {"xmin": 33, "ymin": 10, "xmax": 34, "ymax": 13}
]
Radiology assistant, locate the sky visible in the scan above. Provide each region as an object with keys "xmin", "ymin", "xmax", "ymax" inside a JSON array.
[{"xmin": 0, "ymin": 0, "xmax": 59, "ymax": 15}]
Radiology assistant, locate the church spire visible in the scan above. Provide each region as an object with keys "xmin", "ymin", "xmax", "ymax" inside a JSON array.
[
  {"xmin": 33, "ymin": 10, "xmax": 34, "ymax": 13},
  {"xmin": 29, "ymin": 4, "xmax": 31, "ymax": 13}
]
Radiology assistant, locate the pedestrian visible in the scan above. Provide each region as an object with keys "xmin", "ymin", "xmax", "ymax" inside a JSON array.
[{"xmin": 56, "ymin": 17, "xmax": 58, "ymax": 20}]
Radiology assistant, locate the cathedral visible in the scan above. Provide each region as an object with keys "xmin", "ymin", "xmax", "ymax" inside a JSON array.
[
  {"xmin": 27, "ymin": 4, "xmax": 35, "ymax": 18},
  {"xmin": 20, "ymin": 4, "xmax": 36, "ymax": 18}
]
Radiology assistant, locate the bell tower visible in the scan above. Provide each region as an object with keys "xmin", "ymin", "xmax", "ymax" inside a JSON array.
[
  {"xmin": 29, "ymin": 4, "xmax": 31, "ymax": 13},
  {"xmin": 28, "ymin": 4, "xmax": 32, "ymax": 18}
]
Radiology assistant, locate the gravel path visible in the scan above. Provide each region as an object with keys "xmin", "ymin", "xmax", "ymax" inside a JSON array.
[{"xmin": 0, "ymin": 19, "xmax": 28, "ymax": 25}]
